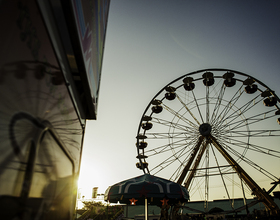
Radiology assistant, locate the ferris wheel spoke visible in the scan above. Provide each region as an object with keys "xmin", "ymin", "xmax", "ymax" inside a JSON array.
[
  {"xmin": 152, "ymin": 116, "xmax": 192, "ymax": 130},
  {"xmin": 155, "ymin": 105, "xmax": 199, "ymax": 129},
  {"xmin": 219, "ymin": 129, "xmax": 280, "ymax": 138},
  {"xmin": 217, "ymin": 109, "xmax": 276, "ymax": 132},
  {"xmin": 220, "ymin": 141, "xmax": 278, "ymax": 180},
  {"xmin": 144, "ymin": 145, "xmax": 191, "ymax": 159},
  {"xmin": 175, "ymin": 93, "xmax": 201, "ymax": 126},
  {"xmin": 214, "ymin": 93, "xmax": 265, "ymax": 130},
  {"xmin": 151, "ymin": 159, "xmax": 177, "ymax": 176},
  {"xmin": 209, "ymin": 84, "xmax": 226, "ymax": 125},
  {"xmin": 145, "ymin": 131, "xmax": 199, "ymax": 139},
  {"xmin": 216, "ymin": 106, "xmax": 275, "ymax": 130},
  {"xmin": 205, "ymin": 78, "xmax": 224, "ymax": 120},
  {"xmin": 211, "ymin": 85, "xmax": 244, "ymax": 127},
  {"xmin": 206, "ymin": 86, "xmax": 210, "ymax": 123},
  {"xmin": 237, "ymin": 92, "xmax": 263, "ymax": 113},
  {"xmin": 147, "ymin": 135, "xmax": 201, "ymax": 161},
  {"xmin": 144, "ymin": 138, "xmax": 195, "ymax": 157},
  {"xmin": 191, "ymin": 90, "xmax": 204, "ymax": 124},
  {"xmin": 171, "ymin": 158, "xmax": 189, "ymax": 181},
  {"xmin": 217, "ymin": 135, "xmax": 280, "ymax": 159},
  {"xmin": 221, "ymin": 90, "xmax": 262, "ymax": 128},
  {"xmin": 170, "ymin": 146, "xmax": 201, "ymax": 181},
  {"xmin": 150, "ymin": 143, "xmax": 196, "ymax": 176}
]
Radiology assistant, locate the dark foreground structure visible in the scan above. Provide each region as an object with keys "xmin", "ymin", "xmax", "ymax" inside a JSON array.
[
  {"xmin": 123, "ymin": 197, "xmax": 280, "ymax": 219},
  {"xmin": 0, "ymin": 0, "xmax": 110, "ymax": 219}
]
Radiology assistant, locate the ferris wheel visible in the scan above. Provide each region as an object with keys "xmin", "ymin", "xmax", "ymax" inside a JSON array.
[{"xmin": 135, "ymin": 69, "xmax": 280, "ymax": 214}]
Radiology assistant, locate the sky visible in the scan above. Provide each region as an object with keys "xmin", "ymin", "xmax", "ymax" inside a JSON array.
[{"xmin": 77, "ymin": 0, "xmax": 280, "ymax": 200}]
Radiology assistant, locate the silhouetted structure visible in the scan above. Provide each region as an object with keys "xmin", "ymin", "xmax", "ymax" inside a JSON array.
[{"xmin": 0, "ymin": 0, "xmax": 110, "ymax": 219}]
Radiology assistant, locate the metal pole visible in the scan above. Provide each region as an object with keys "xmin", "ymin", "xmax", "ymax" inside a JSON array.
[{"xmin": 145, "ymin": 198, "xmax": 148, "ymax": 220}]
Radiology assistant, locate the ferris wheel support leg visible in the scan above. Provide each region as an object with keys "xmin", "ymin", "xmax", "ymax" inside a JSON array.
[
  {"xmin": 209, "ymin": 135, "xmax": 280, "ymax": 216},
  {"xmin": 177, "ymin": 136, "xmax": 205, "ymax": 185},
  {"xmin": 184, "ymin": 140, "xmax": 209, "ymax": 189}
]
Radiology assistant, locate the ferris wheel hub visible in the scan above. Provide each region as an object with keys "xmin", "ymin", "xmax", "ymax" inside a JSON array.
[{"xmin": 199, "ymin": 123, "xmax": 212, "ymax": 136}]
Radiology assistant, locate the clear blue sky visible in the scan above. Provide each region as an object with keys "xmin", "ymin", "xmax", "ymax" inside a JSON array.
[{"xmin": 78, "ymin": 0, "xmax": 280, "ymax": 199}]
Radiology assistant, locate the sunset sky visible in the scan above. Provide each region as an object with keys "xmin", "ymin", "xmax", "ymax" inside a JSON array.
[{"xmin": 77, "ymin": 0, "xmax": 280, "ymax": 199}]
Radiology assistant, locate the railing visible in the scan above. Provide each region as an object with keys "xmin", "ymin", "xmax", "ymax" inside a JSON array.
[{"xmin": 76, "ymin": 207, "xmax": 93, "ymax": 220}]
